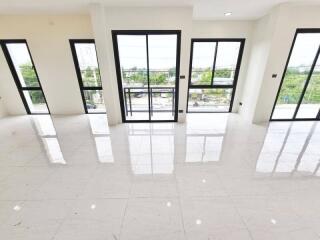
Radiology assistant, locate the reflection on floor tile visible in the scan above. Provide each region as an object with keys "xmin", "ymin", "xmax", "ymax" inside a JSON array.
[
  {"xmin": 0, "ymin": 113, "xmax": 320, "ymax": 239},
  {"xmin": 256, "ymin": 121, "xmax": 320, "ymax": 177}
]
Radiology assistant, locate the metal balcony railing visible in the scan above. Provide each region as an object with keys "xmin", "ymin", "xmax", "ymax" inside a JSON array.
[{"xmin": 123, "ymin": 86, "xmax": 175, "ymax": 116}]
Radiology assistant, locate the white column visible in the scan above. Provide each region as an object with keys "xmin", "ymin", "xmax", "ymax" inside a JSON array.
[
  {"xmin": 89, "ymin": 3, "xmax": 122, "ymax": 125},
  {"xmin": 177, "ymin": 22, "xmax": 192, "ymax": 123}
]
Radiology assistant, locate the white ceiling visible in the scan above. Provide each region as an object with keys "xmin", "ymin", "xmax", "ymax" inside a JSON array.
[{"xmin": 0, "ymin": 0, "xmax": 320, "ymax": 20}]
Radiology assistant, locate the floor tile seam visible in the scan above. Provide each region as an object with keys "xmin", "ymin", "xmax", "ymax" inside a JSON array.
[
  {"xmin": 174, "ymin": 170, "xmax": 188, "ymax": 240},
  {"xmin": 118, "ymin": 177, "xmax": 133, "ymax": 240},
  {"xmin": 215, "ymin": 167, "xmax": 255, "ymax": 240},
  {"xmin": 75, "ymin": 165, "xmax": 101, "ymax": 202},
  {"xmin": 50, "ymin": 167, "xmax": 99, "ymax": 239}
]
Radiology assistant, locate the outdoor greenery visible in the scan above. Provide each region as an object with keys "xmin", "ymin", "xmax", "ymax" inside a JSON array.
[
  {"xmin": 196, "ymin": 70, "xmax": 211, "ymax": 85},
  {"xmin": 150, "ymin": 72, "xmax": 168, "ymax": 85},
  {"xmin": 122, "ymin": 67, "xmax": 176, "ymax": 85},
  {"xmin": 81, "ymin": 68, "xmax": 102, "ymax": 108},
  {"xmin": 84, "ymin": 90, "xmax": 103, "ymax": 107},
  {"xmin": 18, "ymin": 63, "xmax": 320, "ymax": 109},
  {"xmin": 277, "ymin": 68, "xmax": 320, "ymax": 104},
  {"xmin": 20, "ymin": 63, "xmax": 102, "ymax": 108},
  {"xmin": 192, "ymin": 68, "xmax": 233, "ymax": 85},
  {"xmin": 191, "ymin": 67, "xmax": 320, "ymax": 106},
  {"xmin": 20, "ymin": 63, "xmax": 39, "ymax": 87},
  {"xmin": 20, "ymin": 63, "xmax": 44, "ymax": 105},
  {"xmin": 189, "ymin": 68, "xmax": 233, "ymax": 107},
  {"xmin": 190, "ymin": 89, "xmax": 231, "ymax": 105},
  {"xmin": 303, "ymin": 74, "xmax": 320, "ymax": 103},
  {"xmin": 81, "ymin": 67, "xmax": 101, "ymax": 87},
  {"xmin": 215, "ymin": 68, "xmax": 233, "ymax": 78}
]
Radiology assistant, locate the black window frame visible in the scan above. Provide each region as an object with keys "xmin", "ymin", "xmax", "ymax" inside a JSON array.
[
  {"xmin": 0, "ymin": 39, "xmax": 50, "ymax": 115},
  {"xmin": 69, "ymin": 39, "xmax": 106, "ymax": 114},
  {"xmin": 187, "ymin": 38, "xmax": 245, "ymax": 113},
  {"xmin": 270, "ymin": 28, "xmax": 320, "ymax": 121}
]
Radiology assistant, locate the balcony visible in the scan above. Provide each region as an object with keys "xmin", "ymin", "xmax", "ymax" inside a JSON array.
[{"xmin": 123, "ymin": 86, "xmax": 175, "ymax": 120}]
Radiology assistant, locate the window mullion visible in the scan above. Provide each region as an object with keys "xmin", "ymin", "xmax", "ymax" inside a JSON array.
[{"xmin": 211, "ymin": 42, "xmax": 218, "ymax": 86}]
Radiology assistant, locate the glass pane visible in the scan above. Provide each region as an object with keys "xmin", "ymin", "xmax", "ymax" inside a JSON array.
[
  {"xmin": 296, "ymin": 56, "xmax": 320, "ymax": 119},
  {"xmin": 23, "ymin": 90, "xmax": 49, "ymax": 113},
  {"xmin": 272, "ymin": 33, "xmax": 320, "ymax": 119},
  {"xmin": 74, "ymin": 43, "xmax": 101, "ymax": 87},
  {"xmin": 83, "ymin": 90, "xmax": 106, "ymax": 113},
  {"xmin": 188, "ymin": 88, "xmax": 232, "ymax": 112},
  {"xmin": 149, "ymin": 35, "xmax": 177, "ymax": 121},
  {"xmin": 117, "ymin": 35, "xmax": 149, "ymax": 120},
  {"xmin": 6, "ymin": 43, "xmax": 40, "ymax": 87},
  {"xmin": 213, "ymin": 42, "xmax": 241, "ymax": 85},
  {"xmin": 191, "ymin": 42, "xmax": 216, "ymax": 85}
]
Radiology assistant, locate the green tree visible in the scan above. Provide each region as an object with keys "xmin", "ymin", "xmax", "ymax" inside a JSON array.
[
  {"xmin": 278, "ymin": 72, "xmax": 308, "ymax": 104},
  {"xmin": 196, "ymin": 68, "xmax": 233, "ymax": 85},
  {"xmin": 20, "ymin": 63, "xmax": 44, "ymax": 105},
  {"xmin": 82, "ymin": 67, "xmax": 101, "ymax": 86},
  {"xmin": 199, "ymin": 69, "xmax": 212, "ymax": 85},
  {"xmin": 123, "ymin": 67, "xmax": 147, "ymax": 85},
  {"xmin": 123, "ymin": 68, "xmax": 170, "ymax": 85},
  {"xmin": 149, "ymin": 72, "xmax": 167, "ymax": 85},
  {"xmin": 20, "ymin": 63, "xmax": 39, "ymax": 87},
  {"xmin": 277, "ymin": 69, "xmax": 320, "ymax": 104},
  {"xmin": 215, "ymin": 68, "xmax": 232, "ymax": 78},
  {"xmin": 84, "ymin": 67, "xmax": 94, "ymax": 79}
]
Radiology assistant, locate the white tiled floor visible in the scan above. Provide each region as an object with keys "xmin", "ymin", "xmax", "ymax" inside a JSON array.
[{"xmin": 0, "ymin": 113, "xmax": 320, "ymax": 240}]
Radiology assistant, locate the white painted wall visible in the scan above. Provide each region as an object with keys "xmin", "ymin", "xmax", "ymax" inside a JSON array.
[
  {"xmin": 0, "ymin": 95, "xmax": 7, "ymax": 118},
  {"xmin": 0, "ymin": 15, "xmax": 93, "ymax": 115},
  {"xmin": 192, "ymin": 21, "xmax": 254, "ymax": 113},
  {"xmin": 0, "ymin": 48, "xmax": 26, "ymax": 116},
  {"xmin": 0, "ymin": 59, "xmax": 9, "ymax": 118},
  {"xmin": 238, "ymin": 11, "xmax": 278, "ymax": 122}
]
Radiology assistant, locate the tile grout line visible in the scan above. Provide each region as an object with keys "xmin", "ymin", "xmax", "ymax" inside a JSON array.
[
  {"xmin": 50, "ymin": 164, "xmax": 98, "ymax": 240},
  {"xmin": 215, "ymin": 169, "xmax": 255, "ymax": 240},
  {"xmin": 117, "ymin": 177, "xmax": 133, "ymax": 240},
  {"xmin": 174, "ymin": 171, "xmax": 188, "ymax": 240}
]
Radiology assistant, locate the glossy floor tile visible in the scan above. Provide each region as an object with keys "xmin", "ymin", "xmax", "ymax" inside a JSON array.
[{"xmin": 0, "ymin": 113, "xmax": 319, "ymax": 239}]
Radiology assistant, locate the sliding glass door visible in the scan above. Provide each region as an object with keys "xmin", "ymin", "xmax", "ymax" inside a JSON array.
[
  {"xmin": 271, "ymin": 29, "xmax": 320, "ymax": 121},
  {"xmin": 112, "ymin": 30, "xmax": 180, "ymax": 122}
]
